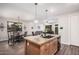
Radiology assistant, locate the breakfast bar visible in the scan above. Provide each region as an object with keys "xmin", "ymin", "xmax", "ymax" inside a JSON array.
[{"xmin": 24, "ymin": 35, "xmax": 60, "ymax": 55}]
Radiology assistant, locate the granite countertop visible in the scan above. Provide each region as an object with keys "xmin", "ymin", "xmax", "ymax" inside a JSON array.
[{"xmin": 24, "ymin": 35, "xmax": 60, "ymax": 46}]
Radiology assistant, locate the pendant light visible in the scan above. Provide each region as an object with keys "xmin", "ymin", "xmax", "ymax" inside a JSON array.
[
  {"xmin": 45, "ymin": 9, "xmax": 48, "ymax": 19},
  {"xmin": 45, "ymin": 9, "xmax": 49, "ymax": 24},
  {"xmin": 17, "ymin": 16, "xmax": 20, "ymax": 23},
  {"xmin": 34, "ymin": 3, "xmax": 38, "ymax": 24}
]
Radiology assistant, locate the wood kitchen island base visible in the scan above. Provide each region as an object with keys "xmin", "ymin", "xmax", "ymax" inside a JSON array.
[{"xmin": 24, "ymin": 35, "xmax": 60, "ymax": 55}]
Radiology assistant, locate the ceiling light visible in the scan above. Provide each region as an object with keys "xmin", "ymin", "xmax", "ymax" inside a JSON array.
[
  {"xmin": 34, "ymin": 20, "xmax": 38, "ymax": 23},
  {"xmin": 49, "ymin": 8, "xmax": 54, "ymax": 13}
]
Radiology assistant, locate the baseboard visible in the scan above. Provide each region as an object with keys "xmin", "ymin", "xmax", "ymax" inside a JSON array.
[
  {"xmin": 61, "ymin": 42, "xmax": 70, "ymax": 45},
  {"xmin": 70, "ymin": 44, "xmax": 79, "ymax": 47},
  {"xmin": 61, "ymin": 43, "xmax": 79, "ymax": 47},
  {"xmin": 0, "ymin": 40, "xmax": 8, "ymax": 43}
]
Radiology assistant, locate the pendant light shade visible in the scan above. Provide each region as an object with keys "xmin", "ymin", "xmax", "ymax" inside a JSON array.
[{"xmin": 35, "ymin": 3, "xmax": 38, "ymax": 5}]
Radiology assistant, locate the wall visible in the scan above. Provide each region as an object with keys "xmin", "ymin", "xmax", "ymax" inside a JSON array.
[
  {"xmin": 70, "ymin": 13, "xmax": 79, "ymax": 46},
  {"xmin": 0, "ymin": 16, "xmax": 27, "ymax": 41},
  {"xmin": 24, "ymin": 22, "xmax": 44, "ymax": 35},
  {"xmin": 0, "ymin": 17, "xmax": 8, "ymax": 41},
  {"xmin": 25, "ymin": 21, "xmax": 56, "ymax": 35},
  {"xmin": 57, "ymin": 15, "xmax": 70, "ymax": 45},
  {"xmin": 57, "ymin": 11, "xmax": 79, "ymax": 46}
]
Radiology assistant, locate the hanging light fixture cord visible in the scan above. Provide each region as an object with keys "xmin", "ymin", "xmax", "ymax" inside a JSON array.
[{"xmin": 34, "ymin": 3, "xmax": 38, "ymax": 20}]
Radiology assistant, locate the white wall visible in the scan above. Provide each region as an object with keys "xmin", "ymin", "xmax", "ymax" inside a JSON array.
[
  {"xmin": 0, "ymin": 16, "xmax": 27, "ymax": 41},
  {"xmin": 70, "ymin": 13, "xmax": 79, "ymax": 46},
  {"xmin": 57, "ymin": 11, "xmax": 79, "ymax": 46},
  {"xmin": 57, "ymin": 15, "xmax": 70, "ymax": 45},
  {"xmin": 25, "ymin": 22, "xmax": 44, "ymax": 35},
  {"xmin": 0, "ymin": 17, "xmax": 8, "ymax": 41},
  {"xmin": 25, "ymin": 21, "xmax": 56, "ymax": 35}
]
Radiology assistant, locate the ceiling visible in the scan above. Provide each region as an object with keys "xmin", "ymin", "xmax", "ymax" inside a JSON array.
[{"xmin": 0, "ymin": 3, "xmax": 79, "ymax": 21}]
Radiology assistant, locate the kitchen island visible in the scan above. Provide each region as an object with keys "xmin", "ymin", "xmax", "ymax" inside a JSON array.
[{"xmin": 24, "ymin": 35, "xmax": 60, "ymax": 55}]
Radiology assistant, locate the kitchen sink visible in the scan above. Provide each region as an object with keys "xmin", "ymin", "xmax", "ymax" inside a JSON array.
[{"xmin": 42, "ymin": 36, "xmax": 54, "ymax": 38}]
